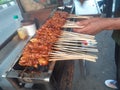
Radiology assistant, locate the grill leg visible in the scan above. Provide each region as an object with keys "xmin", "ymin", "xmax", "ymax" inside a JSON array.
[{"xmin": 79, "ymin": 60, "xmax": 86, "ymax": 79}]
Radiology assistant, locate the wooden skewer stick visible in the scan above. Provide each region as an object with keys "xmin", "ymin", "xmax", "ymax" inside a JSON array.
[
  {"xmin": 53, "ymin": 48, "xmax": 98, "ymax": 53},
  {"xmin": 62, "ymin": 24, "xmax": 85, "ymax": 28},
  {"xmin": 53, "ymin": 46, "xmax": 98, "ymax": 52},
  {"xmin": 50, "ymin": 55, "xmax": 96, "ymax": 59},
  {"xmin": 54, "ymin": 43, "xmax": 97, "ymax": 48},
  {"xmin": 49, "ymin": 57, "xmax": 96, "ymax": 62},
  {"xmin": 62, "ymin": 20, "xmax": 85, "ymax": 28},
  {"xmin": 57, "ymin": 37, "xmax": 97, "ymax": 43},
  {"xmin": 50, "ymin": 30, "xmax": 98, "ymax": 62},
  {"xmin": 58, "ymin": 31, "xmax": 96, "ymax": 42},
  {"xmin": 59, "ymin": 35, "xmax": 95, "ymax": 40},
  {"xmin": 49, "ymin": 52, "xmax": 97, "ymax": 62},
  {"xmin": 54, "ymin": 42, "xmax": 97, "ymax": 48},
  {"xmin": 55, "ymin": 40, "xmax": 97, "ymax": 44},
  {"xmin": 50, "ymin": 54, "xmax": 97, "ymax": 59},
  {"xmin": 58, "ymin": 37, "xmax": 96, "ymax": 42},
  {"xmin": 50, "ymin": 51, "xmax": 98, "ymax": 58},
  {"xmin": 68, "ymin": 14, "xmax": 93, "ymax": 19},
  {"xmin": 62, "ymin": 31, "xmax": 95, "ymax": 39},
  {"xmin": 55, "ymin": 41, "xmax": 97, "ymax": 48},
  {"xmin": 56, "ymin": 40, "xmax": 96, "ymax": 43}
]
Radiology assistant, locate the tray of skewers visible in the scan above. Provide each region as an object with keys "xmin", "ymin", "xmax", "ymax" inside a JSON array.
[{"xmin": 18, "ymin": 11, "xmax": 98, "ymax": 70}]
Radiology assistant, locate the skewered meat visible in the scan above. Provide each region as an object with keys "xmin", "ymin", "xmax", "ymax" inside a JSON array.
[{"xmin": 19, "ymin": 11, "xmax": 69, "ymax": 68}]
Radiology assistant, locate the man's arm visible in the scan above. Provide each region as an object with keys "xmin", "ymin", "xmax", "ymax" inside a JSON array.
[{"xmin": 73, "ymin": 18, "xmax": 120, "ymax": 35}]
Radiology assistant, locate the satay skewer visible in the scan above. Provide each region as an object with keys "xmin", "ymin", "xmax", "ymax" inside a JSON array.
[{"xmin": 19, "ymin": 11, "xmax": 98, "ymax": 68}]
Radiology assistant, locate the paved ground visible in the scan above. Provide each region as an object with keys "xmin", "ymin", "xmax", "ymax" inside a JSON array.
[{"xmin": 72, "ymin": 30, "xmax": 116, "ymax": 90}]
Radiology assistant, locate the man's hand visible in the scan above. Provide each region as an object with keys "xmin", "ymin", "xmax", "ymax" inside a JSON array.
[{"xmin": 73, "ymin": 18, "xmax": 109, "ymax": 35}]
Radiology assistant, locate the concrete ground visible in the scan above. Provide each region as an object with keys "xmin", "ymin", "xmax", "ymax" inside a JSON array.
[{"xmin": 72, "ymin": 30, "xmax": 116, "ymax": 90}]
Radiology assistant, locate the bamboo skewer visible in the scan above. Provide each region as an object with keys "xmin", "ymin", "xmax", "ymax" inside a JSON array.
[
  {"xmin": 49, "ymin": 31, "xmax": 98, "ymax": 62},
  {"xmin": 54, "ymin": 41, "xmax": 98, "ymax": 53},
  {"xmin": 54, "ymin": 43, "xmax": 97, "ymax": 48},
  {"xmin": 57, "ymin": 38, "xmax": 97, "ymax": 43},
  {"xmin": 52, "ymin": 48, "xmax": 96, "ymax": 54},
  {"xmin": 68, "ymin": 14, "xmax": 93, "ymax": 19},
  {"xmin": 50, "ymin": 55, "xmax": 97, "ymax": 60},
  {"xmin": 49, "ymin": 52, "xmax": 97, "ymax": 62},
  {"xmin": 63, "ymin": 31, "xmax": 95, "ymax": 39},
  {"xmin": 59, "ymin": 35, "xmax": 95, "ymax": 41},
  {"xmin": 50, "ymin": 51, "xmax": 97, "ymax": 57},
  {"xmin": 62, "ymin": 20, "xmax": 85, "ymax": 28},
  {"xmin": 54, "ymin": 42, "xmax": 97, "ymax": 48},
  {"xmin": 59, "ymin": 31, "xmax": 97, "ymax": 45},
  {"xmin": 62, "ymin": 24, "xmax": 84, "ymax": 28},
  {"xmin": 55, "ymin": 40, "xmax": 96, "ymax": 43},
  {"xmin": 53, "ymin": 46, "xmax": 98, "ymax": 52},
  {"xmin": 49, "ymin": 57, "xmax": 97, "ymax": 62},
  {"xmin": 55, "ymin": 41, "xmax": 97, "ymax": 45}
]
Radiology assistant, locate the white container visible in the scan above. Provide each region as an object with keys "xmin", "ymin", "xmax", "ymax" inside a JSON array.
[{"xmin": 21, "ymin": 20, "xmax": 36, "ymax": 36}]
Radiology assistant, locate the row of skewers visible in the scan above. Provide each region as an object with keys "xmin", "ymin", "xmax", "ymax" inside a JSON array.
[{"xmin": 19, "ymin": 11, "xmax": 98, "ymax": 68}]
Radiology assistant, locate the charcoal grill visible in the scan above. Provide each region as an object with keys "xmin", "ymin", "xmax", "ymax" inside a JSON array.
[{"xmin": 0, "ymin": 4, "xmax": 75, "ymax": 89}]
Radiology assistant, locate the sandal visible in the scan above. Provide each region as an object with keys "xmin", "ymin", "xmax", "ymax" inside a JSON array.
[{"xmin": 105, "ymin": 79, "xmax": 118, "ymax": 89}]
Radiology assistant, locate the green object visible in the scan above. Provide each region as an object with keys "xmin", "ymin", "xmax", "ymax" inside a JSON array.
[
  {"xmin": 13, "ymin": 15, "xmax": 19, "ymax": 20},
  {"xmin": 0, "ymin": 0, "xmax": 13, "ymax": 5}
]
